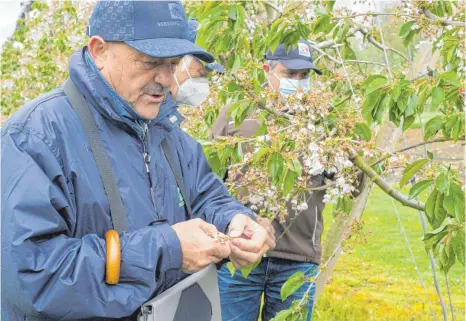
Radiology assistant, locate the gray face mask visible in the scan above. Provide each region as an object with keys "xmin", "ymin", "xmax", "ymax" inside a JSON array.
[{"xmin": 174, "ymin": 59, "xmax": 210, "ymax": 107}]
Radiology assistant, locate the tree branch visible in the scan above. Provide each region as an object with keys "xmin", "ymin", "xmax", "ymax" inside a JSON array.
[
  {"xmin": 422, "ymin": 9, "xmax": 466, "ymax": 27},
  {"xmin": 264, "ymin": 1, "xmax": 280, "ymax": 13},
  {"xmin": 354, "ymin": 27, "xmax": 409, "ymax": 61},
  {"xmin": 349, "ymin": 149, "xmax": 425, "ymax": 211},
  {"xmin": 333, "ymin": 12, "xmax": 416, "ymax": 20},
  {"xmin": 370, "ymin": 137, "xmax": 465, "ymax": 167},
  {"xmin": 310, "ymin": 44, "xmax": 341, "ymax": 64},
  {"xmin": 344, "ymin": 60, "xmax": 387, "ymax": 67}
]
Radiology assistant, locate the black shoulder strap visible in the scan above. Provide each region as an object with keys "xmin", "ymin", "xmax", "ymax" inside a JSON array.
[
  {"xmin": 161, "ymin": 139, "xmax": 193, "ymax": 219},
  {"xmin": 63, "ymin": 79, "xmax": 129, "ymax": 232}
]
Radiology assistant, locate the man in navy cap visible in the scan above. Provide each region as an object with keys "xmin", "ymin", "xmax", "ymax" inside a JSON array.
[
  {"xmin": 212, "ymin": 40, "xmax": 324, "ymax": 321},
  {"xmin": 1, "ymin": 1, "xmax": 273, "ymax": 320}
]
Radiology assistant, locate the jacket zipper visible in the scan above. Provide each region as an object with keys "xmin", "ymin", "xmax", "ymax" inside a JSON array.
[
  {"xmin": 141, "ymin": 121, "xmax": 157, "ymax": 210},
  {"xmin": 312, "ymin": 205, "xmax": 318, "ymax": 247}
]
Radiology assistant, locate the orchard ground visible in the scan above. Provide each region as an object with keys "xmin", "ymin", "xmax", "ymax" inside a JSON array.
[{"xmin": 315, "ymin": 186, "xmax": 465, "ymax": 321}]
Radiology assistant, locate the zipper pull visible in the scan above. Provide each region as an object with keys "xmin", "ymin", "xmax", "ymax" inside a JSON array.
[{"xmin": 144, "ymin": 152, "xmax": 151, "ymax": 173}]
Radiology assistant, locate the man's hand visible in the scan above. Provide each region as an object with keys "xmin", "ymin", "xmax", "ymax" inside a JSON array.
[
  {"xmin": 172, "ymin": 218, "xmax": 231, "ymax": 273},
  {"xmin": 227, "ymin": 214, "xmax": 276, "ymax": 269},
  {"xmin": 255, "ymin": 214, "xmax": 275, "ymax": 247}
]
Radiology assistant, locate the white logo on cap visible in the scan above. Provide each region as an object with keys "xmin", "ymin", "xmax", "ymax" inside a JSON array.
[
  {"xmin": 298, "ymin": 43, "xmax": 311, "ymax": 58},
  {"xmin": 168, "ymin": 3, "xmax": 183, "ymax": 20}
]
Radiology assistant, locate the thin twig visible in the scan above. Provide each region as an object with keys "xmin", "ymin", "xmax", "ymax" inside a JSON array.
[
  {"xmin": 354, "ymin": 26, "xmax": 409, "ymax": 62},
  {"xmin": 335, "ymin": 46, "xmax": 361, "ymax": 110},
  {"xmin": 373, "ymin": 8, "xmax": 393, "ymax": 81},
  {"xmin": 264, "ymin": 1, "xmax": 280, "ymax": 13},
  {"xmin": 310, "ymin": 44, "xmax": 341, "ymax": 64},
  {"xmin": 344, "ymin": 60, "xmax": 387, "ymax": 67},
  {"xmin": 370, "ymin": 137, "xmax": 463, "ymax": 167},
  {"xmin": 333, "ymin": 12, "xmax": 416, "ymax": 20},
  {"xmin": 422, "ymin": 9, "xmax": 466, "ymax": 27}
]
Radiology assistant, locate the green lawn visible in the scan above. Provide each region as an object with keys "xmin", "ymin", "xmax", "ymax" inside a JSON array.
[{"xmin": 314, "ymin": 187, "xmax": 465, "ymax": 321}]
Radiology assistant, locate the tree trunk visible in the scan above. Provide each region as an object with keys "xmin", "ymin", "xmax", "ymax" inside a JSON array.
[{"xmin": 315, "ymin": 174, "xmax": 372, "ymax": 298}]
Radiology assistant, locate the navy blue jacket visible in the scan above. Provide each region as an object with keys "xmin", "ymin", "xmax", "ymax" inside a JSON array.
[{"xmin": 1, "ymin": 49, "xmax": 252, "ymax": 320}]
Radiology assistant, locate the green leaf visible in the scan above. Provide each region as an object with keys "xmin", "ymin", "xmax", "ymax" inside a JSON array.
[
  {"xmin": 283, "ymin": 169, "xmax": 298, "ymax": 196},
  {"xmin": 268, "ymin": 153, "xmax": 284, "ymax": 185},
  {"xmin": 439, "ymin": 71, "xmax": 460, "ymax": 87},
  {"xmin": 402, "ymin": 31, "xmax": 416, "ymax": 47},
  {"xmin": 325, "ymin": 0, "xmax": 336, "ymax": 11},
  {"xmin": 253, "ymin": 147, "xmax": 271, "ymax": 163},
  {"xmin": 402, "ymin": 115, "xmax": 415, "ymax": 132},
  {"xmin": 313, "ymin": 15, "xmax": 331, "ymax": 34},
  {"xmin": 236, "ymin": 5, "xmax": 246, "ymax": 29},
  {"xmin": 435, "ymin": 173, "xmax": 450, "ymax": 196},
  {"xmin": 399, "ymin": 21, "xmax": 415, "ymax": 38},
  {"xmin": 293, "ymin": 159, "xmax": 302, "ymax": 176},
  {"xmin": 452, "ymin": 117, "xmax": 462, "ymax": 142},
  {"xmin": 280, "ymin": 271, "xmax": 305, "ymax": 301},
  {"xmin": 450, "ymin": 183, "xmax": 465, "ymax": 223},
  {"xmin": 400, "ymin": 158, "xmax": 429, "ymax": 188},
  {"xmin": 408, "ymin": 180, "xmax": 433, "ymax": 200},
  {"xmin": 232, "ymin": 142, "xmax": 243, "ymax": 162},
  {"xmin": 424, "ymin": 116, "xmax": 444, "ymax": 141},
  {"xmin": 231, "ymin": 53, "xmax": 241, "ymax": 74},
  {"xmin": 240, "ymin": 260, "xmax": 260, "ymax": 279},
  {"xmin": 427, "ymin": 150, "xmax": 434, "ymax": 160},
  {"xmin": 334, "ymin": 197, "xmax": 354, "ymax": 215},
  {"xmin": 270, "ymin": 308, "xmax": 293, "ymax": 321},
  {"xmin": 443, "ymin": 192, "xmax": 455, "ymax": 216},
  {"xmin": 405, "ymin": 94, "xmax": 417, "ymax": 117},
  {"xmin": 228, "ymin": 5, "xmax": 237, "ymax": 20},
  {"xmin": 422, "ymin": 224, "xmax": 448, "ymax": 241},
  {"xmin": 226, "ymin": 262, "xmax": 236, "ymax": 277},
  {"xmin": 430, "ymin": 87, "xmax": 445, "ymax": 109},
  {"xmin": 425, "ymin": 190, "xmax": 447, "ymax": 229},
  {"xmin": 354, "ymin": 123, "xmax": 372, "ymax": 141},
  {"xmin": 453, "ymin": 230, "xmax": 465, "ymax": 266},
  {"xmin": 363, "ymin": 75, "xmax": 387, "ymax": 95},
  {"xmin": 362, "ymin": 91, "xmax": 383, "ymax": 123},
  {"xmin": 374, "ymin": 94, "xmax": 391, "ymax": 123}
]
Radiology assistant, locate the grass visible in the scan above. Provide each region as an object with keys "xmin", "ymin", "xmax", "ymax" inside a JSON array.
[{"xmin": 313, "ymin": 187, "xmax": 465, "ymax": 321}]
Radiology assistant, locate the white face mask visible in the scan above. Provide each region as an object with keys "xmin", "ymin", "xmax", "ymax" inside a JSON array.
[
  {"xmin": 174, "ymin": 59, "xmax": 210, "ymax": 107},
  {"xmin": 271, "ymin": 71, "xmax": 310, "ymax": 96}
]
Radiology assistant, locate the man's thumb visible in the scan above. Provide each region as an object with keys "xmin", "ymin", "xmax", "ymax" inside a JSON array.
[{"xmin": 227, "ymin": 216, "xmax": 246, "ymax": 238}]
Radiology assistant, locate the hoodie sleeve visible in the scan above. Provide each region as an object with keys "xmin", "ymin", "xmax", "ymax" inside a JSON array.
[
  {"xmin": 183, "ymin": 134, "xmax": 254, "ymax": 233},
  {"xmin": 1, "ymin": 128, "xmax": 182, "ymax": 319}
]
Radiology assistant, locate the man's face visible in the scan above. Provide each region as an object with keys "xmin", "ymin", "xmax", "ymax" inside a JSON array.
[
  {"xmin": 171, "ymin": 56, "xmax": 209, "ymax": 99},
  {"xmin": 264, "ymin": 63, "xmax": 311, "ymax": 92},
  {"xmin": 94, "ymin": 41, "xmax": 181, "ymax": 120}
]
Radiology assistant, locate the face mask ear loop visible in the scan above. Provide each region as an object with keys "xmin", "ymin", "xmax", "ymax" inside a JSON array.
[
  {"xmin": 273, "ymin": 70, "xmax": 298, "ymax": 90},
  {"xmin": 183, "ymin": 58, "xmax": 193, "ymax": 80},
  {"xmin": 174, "ymin": 73, "xmax": 181, "ymax": 88},
  {"xmin": 269, "ymin": 70, "xmax": 281, "ymax": 93}
]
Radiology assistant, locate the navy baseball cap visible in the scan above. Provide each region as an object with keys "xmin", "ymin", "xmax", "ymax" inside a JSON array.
[
  {"xmin": 265, "ymin": 40, "xmax": 322, "ymax": 75},
  {"xmin": 87, "ymin": 1, "xmax": 214, "ymax": 63}
]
